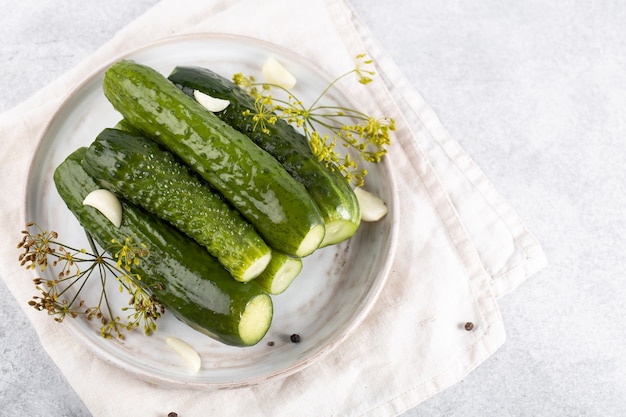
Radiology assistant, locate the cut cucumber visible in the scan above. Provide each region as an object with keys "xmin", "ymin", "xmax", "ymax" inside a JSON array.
[
  {"xmin": 54, "ymin": 148, "xmax": 272, "ymax": 346},
  {"xmin": 82, "ymin": 127, "xmax": 271, "ymax": 282},
  {"xmin": 167, "ymin": 65, "xmax": 361, "ymax": 247},
  {"xmin": 102, "ymin": 60, "xmax": 325, "ymax": 257},
  {"xmin": 253, "ymin": 252, "xmax": 303, "ymax": 295}
]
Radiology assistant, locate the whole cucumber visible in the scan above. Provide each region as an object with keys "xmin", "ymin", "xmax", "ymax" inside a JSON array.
[
  {"xmin": 168, "ymin": 66, "xmax": 361, "ymax": 247},
  {"xmin": 82, "ymin": 128, "xmax": 271, "ymax": 282},
  {"xmin": 102, "ymin": 60, "xmax": 325, "ymax": 257},
  {"xmin": 54, "ymin": 147, "xmax": 273, "ymax": 347}
]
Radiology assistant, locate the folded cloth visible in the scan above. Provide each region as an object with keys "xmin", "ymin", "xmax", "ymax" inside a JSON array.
[{"xmin": 0, "ymin": 0, "xmax": 546, "ymax": 416}]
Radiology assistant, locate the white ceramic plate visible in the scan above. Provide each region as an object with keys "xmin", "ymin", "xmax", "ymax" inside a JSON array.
[{"xmin": 25, "ymin": 34, "xmax": 398, "ymax": 388}]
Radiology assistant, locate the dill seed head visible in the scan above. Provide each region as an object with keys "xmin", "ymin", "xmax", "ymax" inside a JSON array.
[{"xmin": 234, "ymin": 54, "xmax": 393, "ymax": 187}]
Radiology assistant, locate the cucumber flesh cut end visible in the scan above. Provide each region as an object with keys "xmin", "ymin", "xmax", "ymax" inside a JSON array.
[
  {"xmin": 269, "ymin": 257, "xmax": 303, "ymax": 295},
  {"xmin": 238, "ymin": 294, "xmax": 273, "ymax": 346},
  {"xmin": 295, "ymin": 224, "xmax": 326, "ymax": 257},
  {"xmin": 319, "ymin": 219, "xmax": 360, "ymax": 248},
  {"xmin": 239, "ymin": 252, "xmax": 272, "ymax": 283}
]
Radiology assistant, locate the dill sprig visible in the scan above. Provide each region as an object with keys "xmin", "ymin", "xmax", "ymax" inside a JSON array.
[
  {"xmin": 233, "ymin": 53, "xmax": 395, "ymax": 187},
  {"xmin": 17, "ymin": 222, "xmax": 164, "ymax": 339}
]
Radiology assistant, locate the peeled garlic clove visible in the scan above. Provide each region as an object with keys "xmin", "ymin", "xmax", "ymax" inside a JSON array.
[
  {"xmin": 166, "ymin": 336, "xmax": 201, "ymax": 373},
  {"xmin": 262, "ymin": 57, "xmax": 297, "ymax": 89},
  {"xmin": 354, "ymin": 187, "xmax": 388, "ymax": 222},
  {"xmin": 83, "ymin": 189, "xmax": 122, "ymax": 228},
  {"xmin": 193, "ymin": 90, "xmax": 230, "ymax": 112}
]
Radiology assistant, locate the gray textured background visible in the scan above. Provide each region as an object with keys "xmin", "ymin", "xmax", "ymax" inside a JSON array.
[{"xmin": 2, "ymin": 1, "xmax": 625, "ymax": 416}]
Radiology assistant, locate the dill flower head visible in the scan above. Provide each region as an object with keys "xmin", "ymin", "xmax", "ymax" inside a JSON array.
[
  {"xmin": 233, "ymin": 54, "xmax": 394, "ymax": 186},
  {"xmin": 18, "ymin": 223, "xmax": 162, "ymax": 339}
]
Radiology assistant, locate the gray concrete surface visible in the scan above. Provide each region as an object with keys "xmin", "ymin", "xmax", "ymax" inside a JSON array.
[{"xmin": 1, "ymin": 1, "xmax": 625, "ymax": 416}]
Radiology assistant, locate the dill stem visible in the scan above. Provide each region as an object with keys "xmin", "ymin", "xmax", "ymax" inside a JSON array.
[
  {"xmin": 48, "ymin": 240, "xmax": 88, "ymax": 255},
  {"xmin": 308, "ymin": 69, "xmax": 356, "ymax": 110},
  {"xmin": 85, "ymin": 231, "xmax": 99, "ymax": 254},
  {"xmin": 59, "ymin": 264, "xmax": 96, "ymax": 306},
  {"xmin": 310, "ymin": 105, "xmax": 369, "ymax": 120},
  {"xmin": 307, "ymin": 116, "xmax": 343, "ymax": 134},
  {"xmin": 102, "ymin": 261, "xmax": 134, "ymax": 293}
]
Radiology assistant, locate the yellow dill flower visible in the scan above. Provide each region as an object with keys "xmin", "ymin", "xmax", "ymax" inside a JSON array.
[
  {"xmin": 235, "ymin": 53, "xmax": 394, "ymax": 186},
  {"xmin": 19, "ymin": 223, "xmax": 160, "ymax": 340}
]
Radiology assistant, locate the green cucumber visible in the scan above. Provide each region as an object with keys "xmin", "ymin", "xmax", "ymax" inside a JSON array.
[
  {"xmin": 102, "ymin": 60, "xmax": 325, "ymax": 257},
  {"xmin": 113, "ymin": 118, "xmax": 140, "ymax": 134},
  {"xmin": 253, "ymin": 252, "xmax": 303, "ymax": 295},
  {"xmin": 82, "ymin": 127, "xmax": 271, "ymax": 282},
  {"xmin": 54, "ymin": 147, "xmax": 273, "ymax": 347},
  {"xmin": 168, "ymin": 66, "xmax": 361, "ymax": 247}
]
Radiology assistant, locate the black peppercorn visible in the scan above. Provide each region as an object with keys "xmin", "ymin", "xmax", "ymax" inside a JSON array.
[
  {"xmin": 168, "ymin": 413, "xmax": 178, "ymax": 417},
  {"xmin": 464, "ymin": 322, "xmax": 474, "ymax": 331},
  {"xmin": 290, "ymin": 333, "xmax": 301, "ymax": 343}
]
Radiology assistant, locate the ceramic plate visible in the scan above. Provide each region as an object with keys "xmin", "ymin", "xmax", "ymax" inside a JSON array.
[{"xmin": 25, "ymin": 34, "xmax": 398, "ymax": 388}]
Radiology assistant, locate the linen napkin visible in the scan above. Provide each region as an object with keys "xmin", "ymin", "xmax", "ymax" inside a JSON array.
[{"xmin": 0, "ymin": 0, "xmax": 547, "ymax": 416}]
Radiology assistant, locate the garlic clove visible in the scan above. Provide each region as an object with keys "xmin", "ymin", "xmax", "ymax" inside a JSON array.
[
  {"xmin": 354, "ymin": 187, "xmax": 388, "ymax": 222},
  {"xmin": 193, "ymin": 90, "xmax": 230, "ymax": 112},
  {"xmin": 262, "ymin": 57, "xmax": 297, "ymax": 89},
  {"xmin": 83, "ymin": 189, "xmax": 122, "ymax": 228},
  {"xmin": 166, "ymin": 336, "xmax": 201, "ymax": 373}
]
